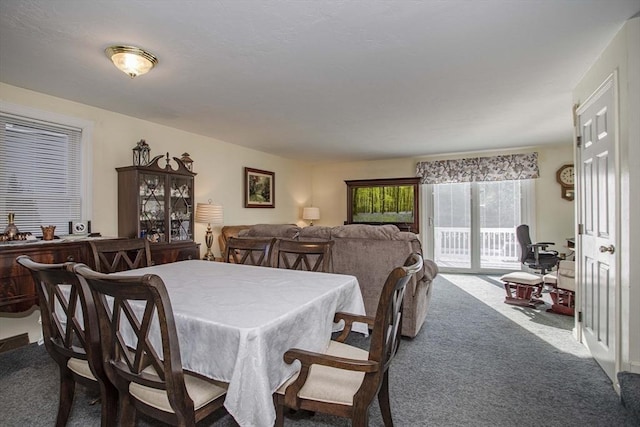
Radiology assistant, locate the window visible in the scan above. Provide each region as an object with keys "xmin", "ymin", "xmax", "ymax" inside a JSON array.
[
  {"xmin": 425, "ymin": 179, "xmax": 534, "ymax": 273},
  {"xmin": 0, "ymin": 104, "xmax": 92, "ymax": 236},
  {"xmin": 417, "ymin": 153, "xmax": 538, "ymax": 273}
]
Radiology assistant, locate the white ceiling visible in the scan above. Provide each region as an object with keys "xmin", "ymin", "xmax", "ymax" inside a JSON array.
[{"xmin": 1, "ymin": 1, "xmax": 638, "ymax": 162}]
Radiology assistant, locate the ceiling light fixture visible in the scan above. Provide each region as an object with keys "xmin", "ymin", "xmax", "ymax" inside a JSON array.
[{"xmin": 105, "ymin": 45, "xmax": 158, "ymax": 78}]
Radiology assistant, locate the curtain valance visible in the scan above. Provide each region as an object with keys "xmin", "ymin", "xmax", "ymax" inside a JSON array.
[{"xmin": 416, "ymin": 152, "xmax": 539, "ymax": 184}]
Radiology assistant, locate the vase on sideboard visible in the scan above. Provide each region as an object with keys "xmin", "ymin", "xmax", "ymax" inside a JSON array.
[{"xmin": 3, "ymin": 213, "xmax": 19, "ymax": 240}]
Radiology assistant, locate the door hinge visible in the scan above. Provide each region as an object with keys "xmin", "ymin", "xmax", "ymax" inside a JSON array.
[
  {"xmin": 578, "ymin": 311, "xmax": 582, "ymax": 322},
  {"xmin": 576, "ymin": 135, "xmax": 582, "ymax": 148},
  {"xmin": 578, "ymin": 224, "xmax": 584, "ymax": 235}
]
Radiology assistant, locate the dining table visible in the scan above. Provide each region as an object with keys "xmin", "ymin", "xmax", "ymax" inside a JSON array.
[{"xmin": 114, "ymin": 259, "xmax": 366, "ymax": 427}]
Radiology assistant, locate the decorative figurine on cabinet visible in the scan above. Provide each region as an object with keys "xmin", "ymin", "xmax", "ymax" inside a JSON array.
[{"xmin": 132, "ymin": 139, "xmax": 151, "ymax": 166}]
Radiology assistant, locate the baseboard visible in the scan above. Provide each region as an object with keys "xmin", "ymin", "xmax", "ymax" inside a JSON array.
[
  {"xmin": 0, "ymin": 333, "xmax": 29, "ymax": 354},
  {"xmin": 628, "ymin": 361, "xmax": 640, "ymax": 374}
]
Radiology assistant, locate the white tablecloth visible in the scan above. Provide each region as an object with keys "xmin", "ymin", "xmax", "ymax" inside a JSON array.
[{"xmin": 115, "ymin": 260, "xmax": 365, "ymax": 427}]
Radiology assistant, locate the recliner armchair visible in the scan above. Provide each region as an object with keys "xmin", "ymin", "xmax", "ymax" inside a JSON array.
[{"xmin": 516, "ymin": 224, "xmax": 559, "ymax": 275}]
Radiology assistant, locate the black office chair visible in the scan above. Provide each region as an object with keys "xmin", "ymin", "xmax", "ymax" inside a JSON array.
[{"xmin": 516, "ymin": 224, "xmax": 559, "ymax": 275}]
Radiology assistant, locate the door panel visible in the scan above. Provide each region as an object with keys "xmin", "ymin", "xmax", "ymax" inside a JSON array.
[
  {"xmin": 433, "ymin": 183, "xmax": 471, "ymax": 269},
  {"xmin": 597, "ymin": 152, "xmax": 611, "ymax": 238},
  {"xmin": 478, "ymin": 181, "xmax": 522, "ymax": 270},
  {"xmin": 577, "ymin": 75, "xmax": 617, "ymax": 381}
]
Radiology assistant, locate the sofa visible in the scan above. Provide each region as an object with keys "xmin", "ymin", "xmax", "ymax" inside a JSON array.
[{"xmin": 218, "ymin": 223, "xmax": 438, "ymax": 338}]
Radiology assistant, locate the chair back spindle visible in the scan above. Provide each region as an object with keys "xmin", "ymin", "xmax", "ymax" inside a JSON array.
[
  {"xmin": 276, "ymin": 252, "xmax": 423, "ymax": 427},
  {"xmin": 272, "ymin": 240, "xmax": 334, "ymax": 272},
  {"xmin": 16, "ymin": 255, "xmax": 116, "ymax": 427},
  {"xmin": 73, "ymin": 263, "xmax": 226, "ymax": 426},
  {"xmin": 89, "ymin": 238, "xmax": 152, "ymax": 273},
  {"xmin": 371, "ymin": 253, "xmax": 423, "ymax": 371},
  {"xmin": 224, "ymin": 237, "xmax": 275, "ymax": 266}
]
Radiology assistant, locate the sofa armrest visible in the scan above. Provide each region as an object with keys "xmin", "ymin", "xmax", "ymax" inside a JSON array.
[{"xmin": 422, "ymin": 259, "xmax": 439, "ymax": 283}]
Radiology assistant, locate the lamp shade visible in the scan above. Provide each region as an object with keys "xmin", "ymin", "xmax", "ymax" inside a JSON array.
[
  {"xmin": 302, "ymin": 207, "xmax": 320, "ymax": 221},
  {"xmin": 195, "ymin": 202, "xmax": 224, "ymax": 225}
]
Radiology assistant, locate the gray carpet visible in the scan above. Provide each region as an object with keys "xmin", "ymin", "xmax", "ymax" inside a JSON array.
[
  {"xmin": 0, "ymin": 275, "xmax": 636, "ymax": 426},
  {"xmin": 619, "ymin": 371, "xmax": 640, "ymax": 422}
]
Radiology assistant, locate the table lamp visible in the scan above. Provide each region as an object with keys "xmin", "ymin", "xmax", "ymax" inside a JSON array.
[
  {"xmin": 303, "ymin": 207, "xmax": 320, "ymax": 226},
  {"xmin": 195, "ymin": 200, "xmax": 224, "ymax": 260}
]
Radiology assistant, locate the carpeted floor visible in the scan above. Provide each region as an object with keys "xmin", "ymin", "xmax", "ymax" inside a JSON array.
[{"xmin": 0, "ymin": 274, "xmax": 636, "ymax": 426}]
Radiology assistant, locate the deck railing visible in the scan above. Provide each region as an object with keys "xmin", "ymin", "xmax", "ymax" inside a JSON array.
[{"xmin": 434, "ymin": 227, "xmax": 520, "ymax": 269}]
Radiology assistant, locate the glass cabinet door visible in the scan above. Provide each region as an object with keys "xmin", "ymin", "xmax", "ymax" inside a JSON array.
[
  {"xmin": 117, "ymin": 155, "xmax": 196, "ymax": 243},
  {"xmin": 168, "ymin": 175, "xmax": 193, "ymax": 241},
  {"xmin": 139, "ymin": 172, "xmax": 166, "ymax": 240}
]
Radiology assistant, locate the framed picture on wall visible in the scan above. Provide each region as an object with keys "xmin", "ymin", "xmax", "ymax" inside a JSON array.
[{"xmin": 244, "ymin": 167, "xmax": 275, "ymax": 208}]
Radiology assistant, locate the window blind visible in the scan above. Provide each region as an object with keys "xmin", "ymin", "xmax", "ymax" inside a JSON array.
[{"xmin": 0, "ymin": 113, "xmax": 82, "ymax": 236}]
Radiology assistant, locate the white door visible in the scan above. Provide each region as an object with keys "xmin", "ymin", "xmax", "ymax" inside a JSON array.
[{"xmin": 576, "ymin": 74, "xmax": 618, "ymax": 381}]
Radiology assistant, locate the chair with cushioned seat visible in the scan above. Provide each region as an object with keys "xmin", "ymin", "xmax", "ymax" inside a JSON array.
[
  {"xmin": 16, "ymin": 255, "xmax": 116, "ymax": 427},
  {"xmin": 516, "ymin": 224, "xmax": 559, "ymax": 275},
  {"xmin": 224, "ymin": 237, "xmax": 276, "ymax": 266},
  {"xmin": 274, "ymin": 253, "xmax": 423, "ymax": 427},
  {"xmin": 500, "ymin": 271, "xmax": 545, "ymax": 307},
  {"xmin": 73, "ymin": 263, "xmax": 227, "ymax": 426},
  {"xmin": 272, "ymin": 239, "xmax": 334, "ymax": 272},
  {"xmin": 89, "ymin": 238, "xmax": 152, "ymax": 273}
]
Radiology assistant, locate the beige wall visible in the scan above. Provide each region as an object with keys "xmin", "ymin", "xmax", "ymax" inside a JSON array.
[
  {"xmin": 0, "ymin": 83, "xmax": 314, "ymax": 255},
  {"xmin": 310, "ymin": 144, "xmax": 575, "ymax": 255},
  {"xmin": 0, "ymin": 83, "xmax": 313, "ymax": 342},
  {"xmin": 0, "ymin": 83, "xmax": 576, "ymax": 344},
  {"xmin": 573, "ymin": 16, "xmax": 640, "ymax": 374}
]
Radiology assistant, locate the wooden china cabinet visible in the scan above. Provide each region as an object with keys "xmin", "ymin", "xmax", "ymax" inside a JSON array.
[
  {"xmin": 116, "ymin": 154, "xmax": 198, "ymax": 247},
  {"xmin": 0, "ymin": 154, "xmax": 199, "ymax": 322}
]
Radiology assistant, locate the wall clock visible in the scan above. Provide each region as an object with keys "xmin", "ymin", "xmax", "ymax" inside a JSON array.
[{"xmin": 556, "ymin": 164, "xmax": 575, "ymax": 201}]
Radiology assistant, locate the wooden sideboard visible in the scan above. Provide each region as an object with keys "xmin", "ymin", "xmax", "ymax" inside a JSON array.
[{"xmin": 0, "ymin": 238, "xmax": 199, "ymax": 313}]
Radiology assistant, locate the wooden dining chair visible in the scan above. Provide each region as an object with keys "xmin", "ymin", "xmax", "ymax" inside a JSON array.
[
  {"xmin": 275, "ymin": 253, "xmax": 424, "ymax": 427},
  {"xmin": 272, "ymin": 239, "xmax": 334, "ymax": 272},
  {"xmin": 72, "ymin": 263, "xmax": 227, "ymax": 427},
  {"xmin": 15, "ymin": 255, "xmax": 116, "ymax": 427},
  {"xmin": 89, "ymin": 238, "xmax": 152, "ymax": 273},
  {"xmin": 224, "ymin": 237, "xmax": 276, "ymax": 266}
]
